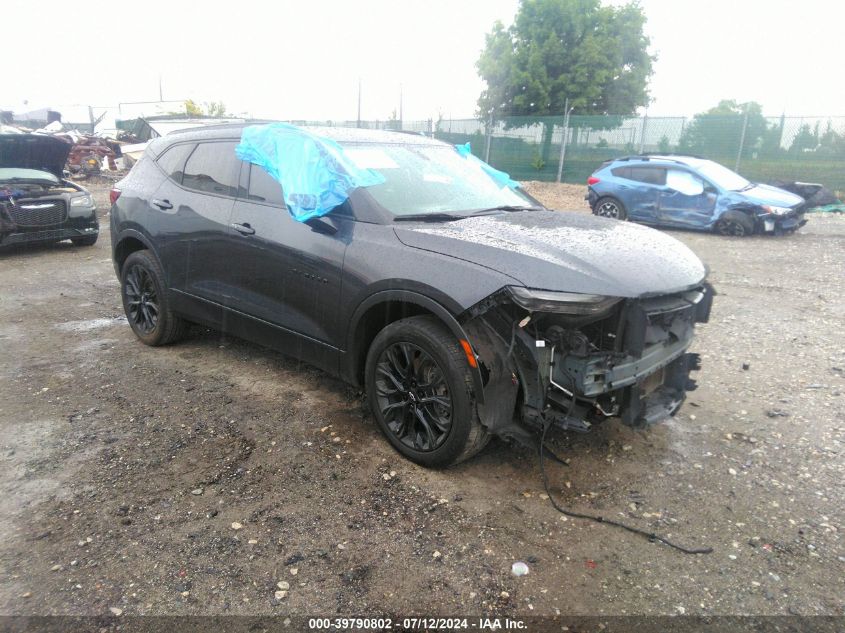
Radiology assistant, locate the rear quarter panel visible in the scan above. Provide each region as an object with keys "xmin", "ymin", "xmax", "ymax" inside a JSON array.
[{"xmin": 110, "ymin": 154, "xmax": 169, "ymax": 275}]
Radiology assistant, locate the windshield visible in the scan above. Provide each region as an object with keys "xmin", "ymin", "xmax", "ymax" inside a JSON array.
[
  {"xmin": 340, "ymin": 142, "xmax": 534, "ymax": 216},
  {"xmin": 695, "ymin": 160, "xmax": 750, "ymax": 191},
  {"xmin": 0, "ymin": 167, "xmax": 59, "ymax": 184}
]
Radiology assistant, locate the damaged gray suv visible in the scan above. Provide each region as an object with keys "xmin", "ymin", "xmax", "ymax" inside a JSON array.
[{"xmin": 110, "ymin": 124, "xmax": 713, "ymax": 466}]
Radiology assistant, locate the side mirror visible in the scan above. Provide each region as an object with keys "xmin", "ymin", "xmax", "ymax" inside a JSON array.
[{"xmin": 304, "ymin": 216, "xmax": 338, "ymax": 235}]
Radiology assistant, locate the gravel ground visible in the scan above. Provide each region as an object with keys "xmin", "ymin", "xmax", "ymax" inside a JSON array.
[
  {"xmin": 522, "ymin": 181, "xmax": 590, "ymax": 211},
  {"xmin": 0, "ymin": 179, "xmax": 843, "ymax": 619}
]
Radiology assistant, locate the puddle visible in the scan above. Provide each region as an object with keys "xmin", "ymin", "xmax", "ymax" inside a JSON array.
[
  {"xmin": 55, "ymin": 316, "xmax": 127, "ymax": 333},
  {"xmin": 74, "ymin": 338, "xmax": 119, "ymax": 354}
]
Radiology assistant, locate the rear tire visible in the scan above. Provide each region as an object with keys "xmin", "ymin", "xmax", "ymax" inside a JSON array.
[
  {"xmin": 120, "ymin": 250, "xmax": 186, "ymax": 346},
  {"xmin": 593, "ymin": 196, "xmax": 627, "ymax": 220},
  {"xmin": 365, "ymin": 315, "xmax": 490, "ymax": 467}
]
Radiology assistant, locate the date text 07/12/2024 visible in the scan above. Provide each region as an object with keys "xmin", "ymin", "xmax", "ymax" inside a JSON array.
[{"xmin": 307, "ymin": 616, "xmax": 527, "ymax": 630}]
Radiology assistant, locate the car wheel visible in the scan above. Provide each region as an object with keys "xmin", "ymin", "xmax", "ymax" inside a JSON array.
[
  {"xmin": 121, "ymin": 250, "xmax": 186, "ymax": 346},
  {"xmin": 71, "ymin": 234, "xmax": 98, "ymax": 247},
  {"xmin": 714, "ymin": 213, "xmax": 754, "ymax": 237},
  {"xmin": 365, "ymin": 315, "xmax": 490, "ymax": 467},
  {"xmin": 594, "ymin": 196, "xmax": 627, "ymax": 220}
]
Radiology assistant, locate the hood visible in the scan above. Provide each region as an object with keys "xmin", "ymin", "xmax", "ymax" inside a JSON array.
[
  {"xmin": 0, "ymin": 134, "xmax": 71, "ymax": 179},
  {"xmin": 739, "ymin": 183, "xmax": 804, "ymax": 208},
  {"xmin": 394, "ymin": 211, "xmax": 707, "ymax": 298}
]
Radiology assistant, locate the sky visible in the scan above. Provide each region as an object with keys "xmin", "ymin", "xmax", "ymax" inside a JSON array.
[{"xmin": 4, "ymin": 0, "xmax": 844, "ymax": 124}]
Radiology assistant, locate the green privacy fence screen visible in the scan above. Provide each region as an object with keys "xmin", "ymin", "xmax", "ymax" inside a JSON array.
[{"xmin": 298, "ymin": 115, "xmax": 845, "ymax": 192}]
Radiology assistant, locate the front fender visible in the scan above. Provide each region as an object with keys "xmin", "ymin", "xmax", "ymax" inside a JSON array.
[{"xmin": 345, "ymin": 289, "xmax": 486, "ymax": 404}]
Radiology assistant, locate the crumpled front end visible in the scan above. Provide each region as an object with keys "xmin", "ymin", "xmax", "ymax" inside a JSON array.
[
  {"xmin": 754, "ymin": 203, "xmax": 807, "ymax": 234},
  {"xmin": 460, "ymin": 284, "xmax": 714, "ymax": 445}
]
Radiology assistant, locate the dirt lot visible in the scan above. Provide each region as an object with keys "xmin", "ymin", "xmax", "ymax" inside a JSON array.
[{"xmin": 1, "ymin": 179, "xmax": 843, "ymax": 621}]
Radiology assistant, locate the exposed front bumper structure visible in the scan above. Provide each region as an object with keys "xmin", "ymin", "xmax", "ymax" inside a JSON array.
[
  {"xmin": 462, "ymin": 283, "xmax": 714, "ymax": 445},
  {"xmin": 757, "ymin": 208, "xmax": 807, "ymax": 234}
]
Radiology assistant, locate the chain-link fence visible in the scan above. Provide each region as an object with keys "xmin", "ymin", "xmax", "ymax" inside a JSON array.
[{"xmin": 304, "ymin": 115, "xmax": 845, "ymax": 192}]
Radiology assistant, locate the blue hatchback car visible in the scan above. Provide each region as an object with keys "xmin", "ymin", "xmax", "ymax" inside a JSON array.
[{"xmin": 586, "ymin": 155, "xmax": 807, "ymax": 236}]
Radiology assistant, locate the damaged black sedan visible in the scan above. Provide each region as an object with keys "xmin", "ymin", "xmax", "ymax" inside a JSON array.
[
  {"xmin": 111, "ymin": 124, "xmax": 712, "ymax": 466},
  {"xmin": 1, "ymin": 134, "xmax": 99, "ymax": 248}
]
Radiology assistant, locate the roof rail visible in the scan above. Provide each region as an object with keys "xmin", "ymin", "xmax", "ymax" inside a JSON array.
[
  {"xmin": 610, "ymin": 154, "xmax": 703, "ymax": 165},
  {"xmin": 167, "ymin": 119, "xmax": 275, "ymax": 135},
  {"xmin": 394, "ymin": 129, "xmax": 433, "ymax": 137}
]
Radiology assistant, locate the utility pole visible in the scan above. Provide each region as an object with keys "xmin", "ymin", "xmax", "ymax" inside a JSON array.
[
  {"xmin": 736, "ymin": 103, "xmax": 749, "ymax": 172},
  {"xmin": 159, "ymin": 74, "xmax": 163, "ymax": 102},
  {"xmin": 484, "ymin": 113, "xmax": 493, "ymax": 163},
  {"xmin": 639, "ymin": 111, "xmax": 648, "ymax": 154},
  {"xmin": 357, "ymin": 78, "xmax": 362, "ymax": 128},
  {"xmin": 399, "ymin": 83, "xmax": 403, "ymax": 129},
  {"xmin": 556, "ymin": 99, "xmax": 573, "ymax": 183}
]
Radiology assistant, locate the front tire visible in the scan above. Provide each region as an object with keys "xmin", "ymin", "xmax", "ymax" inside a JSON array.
[
  {"xmin": 593, "ymin": 196, "xmax": 627, "ymax": 220},
  {"xmin": 121, "ymin": 250, "xmax": 186, "ymax": 346},
  {"xmin": 714, "ymin": 212, "xmax": 754, "ymax": 237},
  {"xmin": 365, "ymin": 316, "xmax": 489, "ymax": 467}
]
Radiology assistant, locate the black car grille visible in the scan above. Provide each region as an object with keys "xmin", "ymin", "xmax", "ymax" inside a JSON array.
[{"xmin": 8, "ymin": 199, "xmax": 67, "ymax": 227}]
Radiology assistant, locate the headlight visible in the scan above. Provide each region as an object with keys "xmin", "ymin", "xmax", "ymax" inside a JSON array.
[
  {"xmin": 762, "ymin": 205, "xmax": 791, "ymax": 216},
  {"xmin": 70, "ymin": 195, "xmax": 94, "ymax": 207},
  {"xmin": 508, "ymin": 286, "xmax": 621, "ymax": 315}
]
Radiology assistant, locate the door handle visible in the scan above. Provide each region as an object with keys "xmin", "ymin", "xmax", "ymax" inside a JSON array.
[
  {"xmin": 231, "ymin": 222, "xmax": 256, "ymax": 236},
  {"xmin": 152, "ymin": 198, "xmax": 173, "ymax": 210}
]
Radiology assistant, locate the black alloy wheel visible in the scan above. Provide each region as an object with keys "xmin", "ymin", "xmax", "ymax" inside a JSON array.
[
  {"xmin": 124, "ymin": 263, "xmax": 159, "ymax": 334},
  {"xmin": 715, "ymin": 215, "xmax": 753, "ymax": 237},
  {"xmin": 374, "ymin": 342, "xmax": 453, "ymax": 452},
  {"xmin": 365, "ymin": 316, "xmax": 490, "ymax": 467},
  {"xmin": 120, "ymin": 250, "xmax": 186, "ymax": 346},
  {"xmin": 594, "ymin": 197, "xmax": 626, "ymax": 220}
]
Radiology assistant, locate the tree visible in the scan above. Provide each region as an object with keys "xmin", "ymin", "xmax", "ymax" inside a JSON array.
[
  {"xmin": 184, "ymin": 99, "xmax": 203, "ymax": 116},
  {"xmin": 816, "ymin": 121, "xmax": 845, "ymax": 156},
  {"xmin": 204, "ymin": 101, "xmax": 228, "ymax": 117},
  {"xmin": 182, "ymin": 99, "xmax": 228, "ymax": 117},
  {"xmin": 789, "ymin": 123, "xmax": 818, "ymax": 153},
  {"xmin": 677, "ymin": 100, "xmax": 768, "ymax": 159},
  {"xmin": 476, "ymin": 0, "xmax": 655, "ymax": 162}
]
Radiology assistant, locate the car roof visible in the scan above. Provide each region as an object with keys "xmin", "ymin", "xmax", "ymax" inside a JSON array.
[
  {"xmin": 607, "ymin": 154, "xmax": 708, "ymax": 168},
  {"xmin": 161, "ymin": 122, "xmax": 445, "ymax": 147}
]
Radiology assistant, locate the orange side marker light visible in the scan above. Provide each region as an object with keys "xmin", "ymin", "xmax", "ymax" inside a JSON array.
[{"xmin": 459, "ymin": 339, "xmax": 478, "ymax": 368}]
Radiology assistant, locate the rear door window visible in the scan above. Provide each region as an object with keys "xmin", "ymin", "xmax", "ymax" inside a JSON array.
[
  {"xmin": 628, "ymin": 166, "xmax": 666, "ymax": 186},
  {"xmin": 246, "ymin": 165, "xmax": 286, "ymax": 207},
  {"xmin": 181, "ymin": 142, "xmax": 241, "ymax": 197},
  {"xmin": 156, "ymin": 143, "xmax": 195, "ymax": 183}
]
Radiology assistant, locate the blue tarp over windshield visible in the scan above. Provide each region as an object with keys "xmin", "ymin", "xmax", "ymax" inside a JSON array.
[
  {"xmin": 235, "ymin": 123, "xmax": 385, "ymax": 222},
  {"xmin": 454, "ymin": 142, "xmax": 520, "ymax": 189}
]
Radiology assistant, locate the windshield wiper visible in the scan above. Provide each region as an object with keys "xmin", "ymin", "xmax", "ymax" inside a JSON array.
[
  {"xmin": 467, "ymin": 205, "xmax": 544, "ymax": 215},
  {"xmin": 393, "ymin": 205, "xmax": 543, "ymax": 223},
  {"xmin": 393, "ymin": 213, "xmax": 468, "ymax": 222}
]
